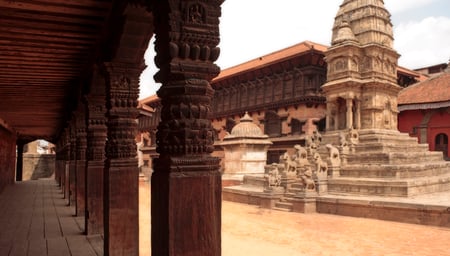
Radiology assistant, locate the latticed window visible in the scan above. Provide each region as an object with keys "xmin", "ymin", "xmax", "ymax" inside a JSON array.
[
  {"xmin": 291, "ymin": 118, "xmax": 305, "ymax": 135},
  {"xmin": 265, "ymin": 111, "xmax": 281, "ymax": 137}
]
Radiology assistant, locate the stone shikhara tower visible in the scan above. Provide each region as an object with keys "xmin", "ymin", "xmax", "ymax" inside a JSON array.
[
  {"xmin": 323, "ymin": 0, "xmax": 401, "ymax": 131},
  {"xmin": 321, "ymin": 0, "xmax": 450, "ymax": 198}
]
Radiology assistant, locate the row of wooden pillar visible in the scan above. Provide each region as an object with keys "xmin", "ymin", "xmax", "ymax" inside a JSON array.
[
  {"xmin": 53, "ymin": 63, "xmax": 141, "ymax": 255},
  {"xmin": 50, "ymin": 1, "xmax": 225, "ymax": 254}
]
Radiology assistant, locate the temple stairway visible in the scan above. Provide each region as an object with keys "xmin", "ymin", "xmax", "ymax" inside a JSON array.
[{"xmin": 322, "ymin": 129, "xmax": 450, "ymax": 197}]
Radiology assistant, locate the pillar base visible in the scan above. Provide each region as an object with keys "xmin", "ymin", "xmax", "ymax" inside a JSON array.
[{"xmin": 152, "ymin": 156, "xmax": 221, "ymax": 256}]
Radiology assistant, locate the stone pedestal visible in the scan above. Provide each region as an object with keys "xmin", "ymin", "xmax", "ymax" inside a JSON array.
[
  {"xmin": 260, "ymin": 187, "xmax": 285, "ymax": 209},
  {"xmin": 292, "ymin": 191, "xmax": 318, "ymax": 213},
  {"xmin": 316, "ymin": 180, "xmax": 328, "ymax": 195}
]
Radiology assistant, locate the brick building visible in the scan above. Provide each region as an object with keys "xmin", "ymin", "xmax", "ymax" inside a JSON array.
[
  {"xmin": 140, "ymin": 41, "xmax": 425, "ymax": 168},
  {"xmin": 398, "ymin": 64, "xmax": 450, "ymax": 160}
]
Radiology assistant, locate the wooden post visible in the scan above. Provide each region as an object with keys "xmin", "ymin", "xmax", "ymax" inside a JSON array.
[{"xmin": 152, "ymin": 1, "xmax": 224, "ymax": 255}]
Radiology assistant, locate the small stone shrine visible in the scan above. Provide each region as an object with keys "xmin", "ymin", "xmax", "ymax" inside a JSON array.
[{"xmin": 221, "ymin": 112, "xmax": 272, "ymax": 185}]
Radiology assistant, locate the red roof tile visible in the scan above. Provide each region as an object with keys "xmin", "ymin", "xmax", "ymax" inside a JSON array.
[
  {"xmin": 213, "ymin": 41, "xmax": 328, "ymax": 82},
  {"xmin": 398, "ymin": 71, "xmax": 450, "ymax": 105}
]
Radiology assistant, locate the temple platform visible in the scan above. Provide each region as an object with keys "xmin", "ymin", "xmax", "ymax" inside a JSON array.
[{"xmin": 223, "ymin": 183, "xmax": 450, "ymax": 227}]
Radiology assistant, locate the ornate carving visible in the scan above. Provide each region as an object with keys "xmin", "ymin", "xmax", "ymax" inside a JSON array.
[
  {"xmin": 155, "ymin": 78, "xmax": 216, "ymax": 157},
  {"xmin": 326, "ymin": 144, "xmax": 341, "ymax": 168},
  {"xmin": 265, "ymin": 163, "xmax": 282, "ymax": 187},
  {"xmin": 186, "ymin": 3, "xmax": 205, "ymax": 24},
  {"xmin": 299, "ymin": 166, "xmax": 316, "ymax": 191},
  {"xmin": 348, "ymin": 127, "xmax": 359, "ymax": 153},
  {"xmin": 313, "ymin": 152, "xmax": 328, "ymax": 174},
  {"xmin": 86, "ymin": 69, "xmax": 107, "ymax": 162},
  {"xmin": 104, "ymin": 62, "xmax": 141, "ymax": 160},
  {"xmin": 75, "ymin": 104, "xmax": 87, "ymax": 161},
  {"xmin": 153, "ymin": 0, "xmax": 222, "ymax": 83}
]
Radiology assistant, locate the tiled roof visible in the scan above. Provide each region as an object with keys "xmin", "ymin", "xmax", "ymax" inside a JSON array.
[
  {"xmin": 397, "ymin": 66, "xmax": 428, "ymax": 82},
  {"xmin": 398, "ymin": 70, "xmax": 450, "ymax": 105},
  {"xmin": 213, "ymin": 41, "xmax": 328, "ymax": 82},
  {"xmin": 139, "ymin": 94, "xmax": 160, "ymax": 105}
]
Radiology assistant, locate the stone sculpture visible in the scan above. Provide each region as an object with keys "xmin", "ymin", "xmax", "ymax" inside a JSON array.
[
  {"xmin": 312, "ymin": 130, "xmax": 322, "ymax": 147},
  {"xmin": 299, "ymin": 166, "xmax": 315, "ymax": 191},
  {"xmin": 266, "ymin": 163, "xmax": 282, "ymax": 187},
  {"xmin": 281, "ymin": 152, "xmax": 297, "ymax": 174},
  {"xmin": 313, "ymin": 152, "xmax": 328, "ymax": 174},
  {"xmin": 339, "ymin": 132, "xmax": 350, "ymax": 165},
  {"xmin": 305, "ymin": 135, "xmax": 318, "ymax": 156},
  {"xmin": 348, "ymin": 127, "xmax": 359, "ymax": 153},
  {"xmin": 294, "ymin": 144, "xmax": 309, "ymax": 170},
  {"xmin": 326, "ymin": 144, "xmax": 341, "ymax": 168}
]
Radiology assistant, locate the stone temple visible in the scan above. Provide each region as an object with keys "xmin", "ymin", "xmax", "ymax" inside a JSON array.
[
  {"xmin": 322, "ymin": 0, "xmax": 450, "ymax": 197},
  {"xmin": 223, "ymin": 0, "xmax": 450, "ymax": 227}
]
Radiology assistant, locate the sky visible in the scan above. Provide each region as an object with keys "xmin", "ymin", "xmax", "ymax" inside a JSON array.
[{"xmin": 139, "ymin": 0, "xmax": 450, "ymax": 99}]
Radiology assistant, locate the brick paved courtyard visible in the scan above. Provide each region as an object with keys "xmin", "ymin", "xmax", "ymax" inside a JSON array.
[
  {"xmin": 140, "ymin": 179, "xmax": 450, "ymax": 256},
  {"xmin": 1, "ymin": 179, "xmax": 449, "ymax": 255}
]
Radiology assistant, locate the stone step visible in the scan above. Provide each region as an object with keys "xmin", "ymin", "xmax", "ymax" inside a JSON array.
[
  {"xmin": 347, "ymin": 151, "xmax": 444, "ymax": 165},
  {"xmin": 328, "ymin": 173, "xmax": 450, "ymax": 197},
  {"xmin": 340, "ymin": 162, "xmax": 450, "ymax": 179},
  {"xmin": 273, "ymin": 207, "xmax": 293, "ymax": 212},
  {"xmin": 353, "ymin": 143, "xmax": 430, "ymax": 153},
  {"xmin": 359, "ymin": 135, "xmax": 418, "ymax": 145},
  {"xmin": 274, "ymin": 201, "xmax": 293, "ymax": 211}
]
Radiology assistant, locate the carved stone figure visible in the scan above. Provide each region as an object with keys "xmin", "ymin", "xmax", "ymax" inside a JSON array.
[
  {"xmin": 305, "ymin": 135, "xmax": 318, "ymax": 156},
  {"xmin": 326, "ymin": 144, "xmax": 341, "ymax": 168},
  {"xmin": 299, "ymin": 166, "xmax": 315, "ymax": 191},
  {"xmin": 348, "ymin": 127, "xmax": 359, "ymax": 153},
  {"xmin": 293, "ymin": 144, "xmax": 309, "ymax": 170},
  {"xmin": 313, "ymin": 152, "xmax": 328, "ymax": 174},
  {"xmin": 312, "ymin": 130, "xmax": 322, "ymax": 147},
  {"xmin": 266, "ymin": 163, "xmax": 282, "ymax": 187},
  {"xmin": 339, "ymin": 132, "xmax": 350, "ymax": 165},
  {"xmin": 281, "ymin": 152, "xmax": 297, "ymax": 174}
]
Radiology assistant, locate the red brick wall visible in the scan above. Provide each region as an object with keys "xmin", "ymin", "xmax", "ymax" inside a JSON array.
[
  {"xmin": 398, "ymin": 108, "xmax": 450, "ymax": 158},
  {"xmin": 398, "ymin": 109, "xmax": 423, "ymax": 137},
  {"xmin": 0, "ymin": 125, "xmax": 16, "ymax": 192},
  {"xmin": 427, "ymin": 111, "xmax": 450, "ymax": 158}
]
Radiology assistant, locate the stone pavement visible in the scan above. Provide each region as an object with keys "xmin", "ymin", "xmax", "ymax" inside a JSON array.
[
  {"xmin": 138, "ymin": 178, "xmax": 450, "ymax": 256},
  {"xmin": 0, "ymin": 179, "xmax": 102, "ymax": 256},
  {"xmin": 3, "ymin": 179, "xmax": 450, "ymax": 256}
]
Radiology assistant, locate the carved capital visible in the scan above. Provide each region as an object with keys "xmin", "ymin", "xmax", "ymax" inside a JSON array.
[
  {"xmin": 103, "ymin": 62, "xmax": 141, "ymax": 160},
  {"xmin": 153, "ymin": 0, "xmax": 223, "ymax": 82}
]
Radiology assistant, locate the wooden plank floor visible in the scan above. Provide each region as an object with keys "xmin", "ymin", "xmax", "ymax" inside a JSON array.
[{"xmin": 0, "ymin": 179, "xmax": 103, "ymax": 256}]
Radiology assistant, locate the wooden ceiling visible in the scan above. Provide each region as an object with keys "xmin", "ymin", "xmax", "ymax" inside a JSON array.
[{"xmin": 0, "ymin": 0, "xmax": 113, "ymax": 142}]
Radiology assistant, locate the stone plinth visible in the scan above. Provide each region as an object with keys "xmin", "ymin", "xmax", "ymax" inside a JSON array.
[
  {"xmin": 294, "ymin": 190, "xmax": 318, "ymax": 207},
  {"xmin": 321, "ymin": 129, "xmax": 450, "ymax": 197},
  {"xmin": 259, "ymin": 188, "xmax": 285, "ymax": 209}
]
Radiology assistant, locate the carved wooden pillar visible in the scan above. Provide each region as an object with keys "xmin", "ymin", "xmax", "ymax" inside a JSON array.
[
  {"xmin": 104, "ymin": 62, "xmax": 141, "ymax": 256},
  {"xmin": 55, "ymin": 146, "xmax": 64, "ymax": 187},
  {"xmin": 63, "ymin": 128, "xmax": 71, "ymax": 201},
  {"xmin": 15, "ymin": 141, "xmax": 24, "ymax": 182},
  {"xmin": 85, "ymin": 68, "xmax": 107, "ymax": 235},
  {"xmin": 75, "ymin": 104, "xmax": 87, "ymax": 216},
  {"xmin": 69, "ymin": 120, "xmax": 77, "ymax": 206},
  {"xmin": 152, "ymin": 1, "xmax": 223, "ymax": 255}
]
